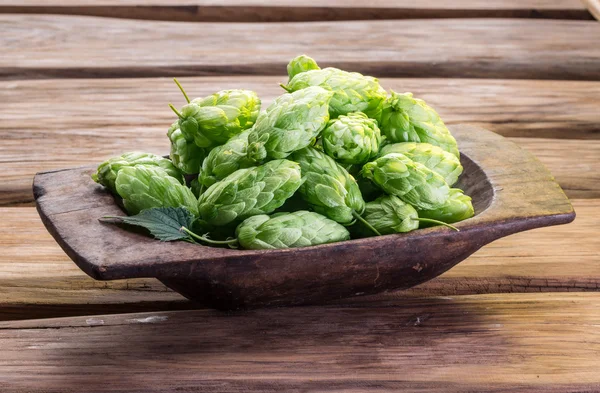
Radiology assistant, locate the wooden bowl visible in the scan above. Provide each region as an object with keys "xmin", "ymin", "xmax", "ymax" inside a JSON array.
[{"xmin": 34, "ymin": 125, "xmax": 575, "ymax": 309}]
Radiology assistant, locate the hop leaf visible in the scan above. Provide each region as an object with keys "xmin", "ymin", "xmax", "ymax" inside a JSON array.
[
  {"xmin": 322, "ymin": 112, "xmax": 382, "ymax": 165},
  {"xmin": 92, "ymin": 151, "xmax": 184, "ymax": 194},
  {"xmin": 282, "ymin": 67, "xmax": 387, "ymax": 121},
  {"xmin": 115, "ymin": 165, "xmax": 199, "ymax": 216},
  {"xmin": 236, "ymin": 210, "xmax": 350, "ymax": 250},
  {"xmin": 287, "ymin": 54, "xmax": 320, "ymax": 82},
  {"xmin": 198, "ymin": 129, "xmax": 254, "ymax": 187},
  {"xmin": 198, "ymin": 159, "xmax": 304, "ymax": 226},
  {"xmin": 101, "ymin": 207, "xmax": 196, "ymax": 242},
  {"xmin": 292, "ymin": 146, "xmax": 365, "ymax": 224},
  {"xmin": 380, "ymin": 142, "xmax": 463, "ymax": 186},
  {"xmin": 417, "ymin": 188, "xmax": 474, "ymax": 226},
  {"xmin": 247, "ymin": 86, "xmax": 333, "ymax": 162},
  {"xmin": 379, "ymin": 92, "xmax": 459, "ymax": 157},
  {"xmin": 361, "ymin": 153, "xmax": 450, "ymax": 210},
  {"xmin": 167, "ymin": 121, "xmax": 207, "ymax": 175}
]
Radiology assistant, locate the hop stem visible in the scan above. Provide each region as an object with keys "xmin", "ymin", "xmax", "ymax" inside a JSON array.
[
  {"xmin": 174, "ymin": 78, "xmax": 191, "ymax": 104},
  {"xmin": 279, "ymin": 83, "xmax": 292, "ymax": 93},
  {"xmin": 412, "ymin": 218, "xmax": 460, "ymax": 232},
  {"xmin": 352, "ymin": 211, "xmax": 382, "ymax": 236},
  {"xmin": 180, "ymin": 226, "xmax": 239, "ymax": 246},
  {"xmin": 169, "ymin": 103, "xmax": 184, "ymax": 119}
]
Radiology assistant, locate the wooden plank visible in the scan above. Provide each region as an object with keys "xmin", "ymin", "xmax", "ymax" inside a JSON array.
[
  {"xmin": 2, "ymin": 16, "xmax": 600, "ymax": 80},
  {"xmin": 2, "ymin": 76, "xmax": 599, "ymax": 205},
  {"xmin": 1, "ymin": 1, "xmax": 592, "ymax": 22},
  {"xmin": 1, "ymin": 199, "xmax": 597, "ymax": 320},
  {"xmin": 1, "ymin": 293, "xmax": 599, "ymax": 392}
]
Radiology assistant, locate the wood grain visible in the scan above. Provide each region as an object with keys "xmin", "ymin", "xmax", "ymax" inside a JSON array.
[
  {"xmin": 1, "ymin": 76, "xmax": 599, "ymax": 205},
  {"xmin": 1, "ymin": 0, "xmax": 592, "ymax": 22},
  {"xmin": 1, "ymin": 292, "xmax": 599, "ymax": 392},
  {"xmin": 2, "ymin": 15, "xmax": 600, "ymax": 80},
  {"xmin": 2, "ymin": 198, "xmax": 596, "ymax": 320}
]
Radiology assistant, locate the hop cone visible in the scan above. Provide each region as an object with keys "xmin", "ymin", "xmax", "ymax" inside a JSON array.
[
  {"xmin": 292, "ymin": 146, "xmax": 365, "ymax": 224},
  {"xmin": 380, "ymin": 142, "xmax": 462, "ymax": 186},
  {"xmin": 322, "ymin": 112, "xmax": 381, "ymax": 165},
  {"xmin": 236, "ymin": 211, "xmax": 350, "ymax": 250},
  {"xmin": 198, "ymin": 159, "xmax": 303, "ymax": 226},
  {"xmin": 355, "ymin": 195, "xmax": 419, "ymax": 237},
  {"xmin": 115, "ymin": 166, "xmax": 199, "ymax": 216},
  {"xmin": 247, "ymin": 86, "xmax": 333, "ymax": 162},
  {"xmin": 167, "ymin": 121, "xmax": 207, "ymax": 175},
  {"xmin": 92, "ymin": 151, "xmax": 183, "ymax": 194},
  {"xmin": 175, "ymin": 89, "xmax": 261, "ymax": 148},
  {"xmin": 379, "ymin": 92, "xmax": 459, "ymax": 157},
  {"xmin": 418, "ymin": 188, "xmax": 474, "ymax": 226},
  {"xmin": 361, "ymin": 153, "xmax": 450, "ymax": 210},
  {"xmin": 287, "ymin": 54, "xmax": 320, "ymax": 82},
  {"xmin": 282, "ymin": 64, "xmax": 387, "ymax": 121},
  {"xmin": 198, "ymin": 129, "xmax": 254, "ymax": 188}
]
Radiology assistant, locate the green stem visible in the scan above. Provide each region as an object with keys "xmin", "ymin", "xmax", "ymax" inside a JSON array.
[
  {"xmin": 412, "ymin": 218, "xmax": 460, "ymax": 232},
  {"xmin": 180, "ymin": 226, "xmax": 239, "ymax": 246},
  {"xmin": 352, "ymin": 210, "xmax": 382, "ymax": 236},
  {"xmin": 169, "ymin": 103, "xmax": 184, "ymax": 119},
  {"xmin": 279, "ymin": 83, "xmax": 292, "ymax": 92},
  {"xmin": 173, "ymin": 78, "xmax": 191, "ymax": 104},
  {"xmin": 198, "ymin": 184, "xmax": 205, "ymax": 196}
]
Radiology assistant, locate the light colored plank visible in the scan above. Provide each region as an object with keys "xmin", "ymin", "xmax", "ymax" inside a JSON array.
[
  {"xmin": 2, "ymin": 76, "xmax": 599, "ymax": 205},
  {"xmin": 1, "ymin": 15, "xmax": 600, "ymax": 80},
  {"xmin": 1, "ymin": 293, "xmax": 599, "ymax": 392},
  {"xmin": 0, "ymin": 0, "xmax": 592, "ymax": 22},
  {"xmin": 1, "ymin": 199, "xmax": 597, "ymax": 320}
]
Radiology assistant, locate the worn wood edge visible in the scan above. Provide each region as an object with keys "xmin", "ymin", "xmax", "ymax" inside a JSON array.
[
  {"xmin": 32, "ymin": 125, "xmax": 575, "ymax": 282},
  {"xmin": 583, "ymin": 0, "xmax": 600, "ymax": 20},
  {"xmin": 0, "ymin": 293, "xmax": 599, "ymax": 392},
  {"xmin": 0, "ymin": 4, "xmax": 593, "ymax": 22}
]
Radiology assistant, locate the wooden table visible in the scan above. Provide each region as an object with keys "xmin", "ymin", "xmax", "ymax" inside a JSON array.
[{"xmin": 1, "ymin": 2, "xmax": 600, "ymax": 391}]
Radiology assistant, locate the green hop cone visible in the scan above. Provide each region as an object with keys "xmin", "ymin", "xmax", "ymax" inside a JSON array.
[
  {"xmin": 322, "ymin": 112, "xmax": 382, "ymax": 165},
  {"xmin": 115, "ymin": 166, "xmax": 199, "ymax": 216},
  {"xmin": 356, "ymin": 195, "xmax": 419, "ymax": 236},
  {"xmin": 167, "ymin": 121, "xmax": 207, "ymax": 175},
  {"xmin": 198, "ymin": 159, "xmax": 303, "ymax": 226},
  {"xmin": 287, "ymin": 54, "xmax": 321, "ymax": 82},
  {"xmin": 379, "ymin": 91, "xmax": 459, "ymax": 157},
  {"xmin": 198, "ymin": 129, "xmax": 254, "ymax": 188},
  {"xmin": 361, "ymin": 153, "xmax": 450, "ymax": 210},
  {"xmin": 247, "ymin": 86, "xmax": 333, "ymax": 162},
  {"xmin": 92, "ymin": 151, "xmax": 184, "ymax": 194},
  {"xmin": 236, "ymin": 211, "xmax": 350, "ymax": 250},
  {"xmin": 292, "ymin": 146, "xmax": 365, "ymax": 224},
  {"xmin": 170, "ymin": 80, "xmax": 261, "ymax": 148},
  {"xmin": 380, "ymin": 142, "xmax": 463, "ymax": 186},
  {"xmin": 282, "ymin": 59, "xmax": 387, "ymax": 121},
  {"xmin": 418, "ymin": 188, "xmax": 474, "ymax": 226}
]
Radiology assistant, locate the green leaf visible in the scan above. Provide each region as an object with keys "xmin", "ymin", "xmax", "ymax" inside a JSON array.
[{"xmin": 101, "ymin": 207, "xmax": 196, "ymax": 242}]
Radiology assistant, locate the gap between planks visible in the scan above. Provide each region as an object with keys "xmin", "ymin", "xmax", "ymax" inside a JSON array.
[
  {"xmin": 0, "ymin": 0, "xmax": 594, "ymax": 22},
  {"xmin": 0, "ymin": 199, "xmax": 598, "ymax": 321}
]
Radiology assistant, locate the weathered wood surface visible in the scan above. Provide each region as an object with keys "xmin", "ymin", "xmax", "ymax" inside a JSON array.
[
  {"xmin": 1, "ymin": 293, "xmax": 599, "ymax": 392},
  {"xmin": 2, "ymin": 198, "xmax": 596, "ymax": 320},
  {"xmin": 2, "ymin": 76, "xmax": 599, "ymax": 206},
  {"xmin": 2, "ymin": 16, "xmax": 600, "ymax": 80},
  {"xmin": 1, "ymin": 0, "xmax": 592, "ymax": 22}
]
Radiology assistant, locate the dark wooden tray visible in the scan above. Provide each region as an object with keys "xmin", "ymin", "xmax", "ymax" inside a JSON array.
[{"xmin": 33, "ymin": 125, "xmax": 575, "ymax": 310}]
